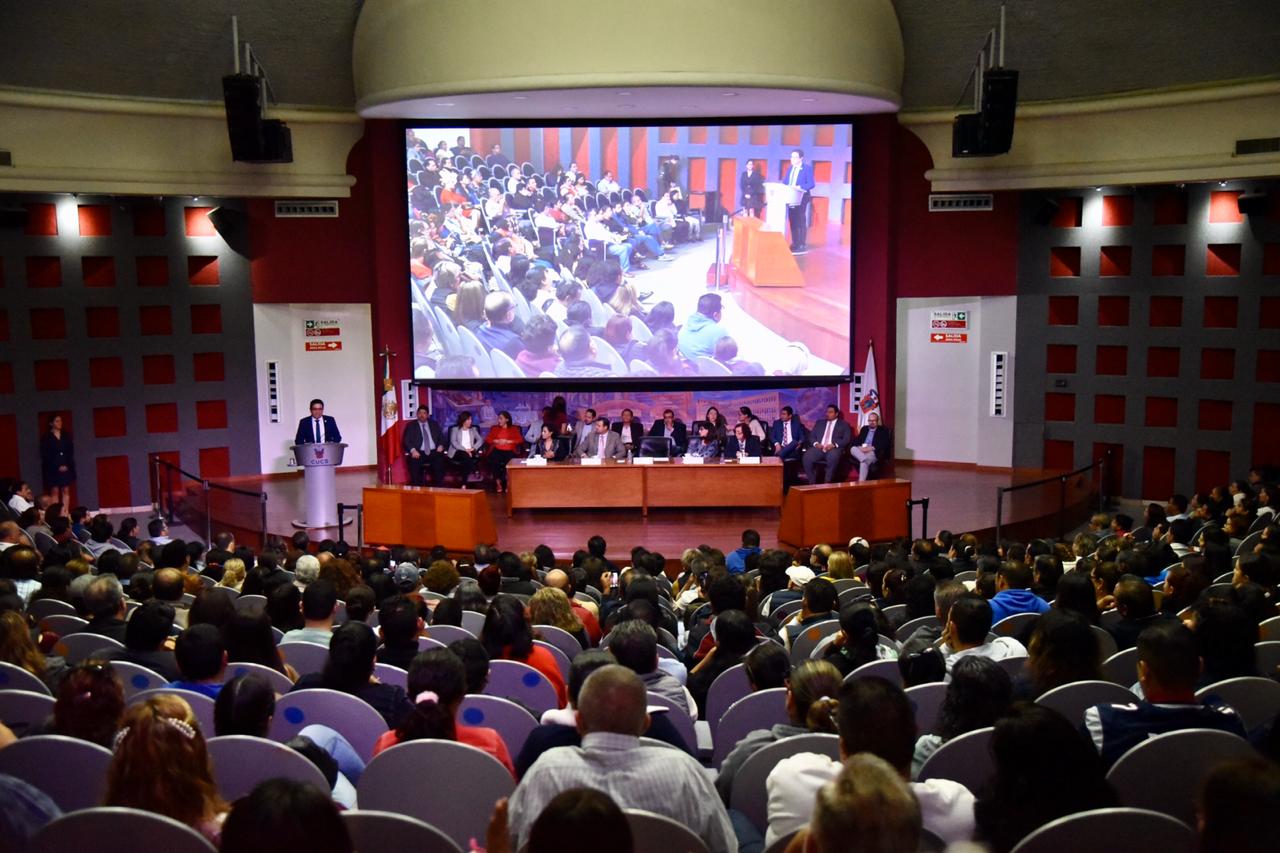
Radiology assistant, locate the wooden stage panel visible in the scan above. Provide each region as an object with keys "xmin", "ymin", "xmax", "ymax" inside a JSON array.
[
  {"xmin": 508, "ymin": 461, "xmax": 644, "ymax": 512},
  {"xmin": 362, "ymin": 485, "xmax": 497, "ymax": 551},
  {"xmin": 778, "ymin": 478, "xmax": 912, "ymax": 548},
  {"xmin": 645, "ymin": 461, "xmax": 782, "ymax": 508}
]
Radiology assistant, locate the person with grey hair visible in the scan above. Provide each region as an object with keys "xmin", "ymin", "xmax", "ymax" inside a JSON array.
[
  {"xmin": 81, "ymin": 574, "xmax": 127, "ymax": 643},
  {"xmin": 508, "ymin": 665, "xmax": 733, "ymax": 853},
  {"xmin": 294, "ymin": 554, "xmax": 321, "ymax": 591},
  {"xmin": 477, "ymin": 292, "xmax": 524, "ymax": 360}
]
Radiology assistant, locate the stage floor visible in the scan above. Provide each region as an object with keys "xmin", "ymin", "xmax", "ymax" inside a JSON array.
[{"xmin": 186, "ymin": 462, "xmax": 1091, "ymax": 561}]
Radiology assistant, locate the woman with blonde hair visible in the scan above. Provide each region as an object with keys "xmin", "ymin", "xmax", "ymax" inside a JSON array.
[
  {"xmin": 824, "ymin": 551, "xmax": 855, "ymax": 579},
  {"xmin": 0, "ymin": 610, "xmax": 67, "ymax": 690},
  {"xmin": 105, "ymin": 694, "xmax": 228, "ymax": 843},
  {"xmin": 608, "ymin": 280, "xmax": 648, "ymax": 321},
  {"xmin": 528, "ymin": 587, "xmax": 588, "ymax": 649},
  {"xmin": 217, "ymin": 557, "xmax": 246, "ymax": 592},
  {"xmin": 454, "ymin": 279, "xmax": 488, "ymax": 333}
]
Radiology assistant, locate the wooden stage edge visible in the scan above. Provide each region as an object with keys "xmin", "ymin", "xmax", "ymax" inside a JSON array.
[{"xmin": 182, "ymin": 462, "xmax": 1095, "ymax": 561}]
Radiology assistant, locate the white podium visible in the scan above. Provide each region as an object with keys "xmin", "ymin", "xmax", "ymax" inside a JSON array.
[
  {"xmin": 763, "ymin": 182, "xmax": 804, "ymax": 232},
  {"xmin": 291, "ymin": 442, "xmax": 348, "ymax": 529}
]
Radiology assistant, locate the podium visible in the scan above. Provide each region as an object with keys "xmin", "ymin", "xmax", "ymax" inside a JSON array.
[
  {"xmin": 763, "ymin": 181, "xmax": 804, "ymax": 232},
  {"xmin": 731, "ymin": 212, "xmax": 804, "ymax": 288},
  {"xmin": 363, "ymin": 486, "xmax": 497, "ymax": 551},
  {"xmin": 291, "ymin": 442, "xmax": 347, "ymax": 529},
  {"xmin": 778, "ymin": 478, "xmax": 912, "ymax": 547}
]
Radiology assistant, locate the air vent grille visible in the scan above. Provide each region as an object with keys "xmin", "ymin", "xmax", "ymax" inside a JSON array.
[
  {"xmin": 1235, "ymin": 137, "xmax": 1280, "ymax": 156},
  {"xmin": 274, "ymin": 200, "xmax": 339, "ymax": 218},
  {"xmin": 929, "ymin": 193, "xmax": 994, "ymax": 212}
]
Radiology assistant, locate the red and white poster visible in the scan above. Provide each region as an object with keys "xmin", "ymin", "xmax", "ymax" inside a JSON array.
[
  {"xmin": 929, "ymin": 310, "xmax": 969, "ymax": 343},
  {"xmin": 305, "ymin": 341, "xmax": 342, "ymax": 351}
]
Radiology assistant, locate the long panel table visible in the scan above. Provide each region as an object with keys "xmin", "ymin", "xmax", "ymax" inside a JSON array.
[{"xmin": 506, "ymin": 457, "xmax": 783, "ymax": 516}]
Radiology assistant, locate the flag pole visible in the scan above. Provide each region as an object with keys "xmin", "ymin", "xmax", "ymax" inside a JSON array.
[{"xmin": 379, "ymin": 346, "xmax": 397, "ymax": 484}]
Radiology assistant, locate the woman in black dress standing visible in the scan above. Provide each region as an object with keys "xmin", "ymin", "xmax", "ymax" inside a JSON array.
[{"xmin": 40, "ymin": 414, "xmax": 75, "ymax": 506}]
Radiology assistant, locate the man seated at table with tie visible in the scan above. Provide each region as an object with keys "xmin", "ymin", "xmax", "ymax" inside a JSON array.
[
  {"xmin": 401, "ymin": 405, "xmax": 447, "ymax": 487},
  {"xmin": 573, "ymin": 417, "xmax": 627, "ymax": 461},
  {"xmin": 295, "ymin": 398, "xmax": 342, "ymax": 446},
  {"xmin": 850, "ymin": 412, "xmax": 891, "ymax": 481},
  {"xmin": 770, "ymin": 406, "xmax": 808, "ymax": 462},
  {"xmin": 802, "ymin": 404, "xmax": 852, "ymax": 484},
  {"xmin": 648, "ymin": 408, "xmax": 688, "ymax": 455}
]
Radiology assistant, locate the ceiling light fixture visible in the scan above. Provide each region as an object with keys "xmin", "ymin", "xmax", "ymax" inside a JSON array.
[
  {"xmin": 721, "ymin": 92, "xmax": 738, "ymax": 97},
  {"xmin": 512, "ymin": 94, "xmax": 529, "ymax": 100},
  {"xmin": 800, "ymin": 97, "xmax": 818, "ymax": 103}
]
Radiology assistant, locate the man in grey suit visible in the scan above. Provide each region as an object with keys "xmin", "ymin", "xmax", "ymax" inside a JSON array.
[
  {"xmin": 571, "ymin": 407, "xmax": 597, "ymax": 453},
  {"xmin": 802, "ymin": 404, "xmax": 854, "ymax": 484},
  {"xmin": 574, "ymin": 417, "xmax": 627, "ymax": 460}
]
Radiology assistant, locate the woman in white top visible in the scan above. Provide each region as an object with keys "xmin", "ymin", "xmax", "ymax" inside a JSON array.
[{"xmin": 449, "ymin": 411, "xmax": 483, "ymax": 489}]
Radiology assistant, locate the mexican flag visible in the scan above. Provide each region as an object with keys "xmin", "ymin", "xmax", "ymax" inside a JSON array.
[{"xmin": 379, "ymin": 358, "xmax": 400, "ymax": 483}]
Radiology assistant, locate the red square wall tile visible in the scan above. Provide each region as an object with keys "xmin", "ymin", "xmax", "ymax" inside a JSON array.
[
  {"xmin": 1153, "ymin": 191, "xmax": 1188, "ymax": 225},
  {"xmin": 187, "ymin": 256, "xmax": 220, "ymax": 286},
  {"xmin": 1044, "ymin": 439, "xmax": 1074, "ymax": 470},
  {"xmin": 719, "ymin": 126, "xmax": 738, "ymax": 144},
  {"xmin": 1099, "ymin": 245, "xmax": 1132, "ymax": 277},
  {"xmin": 0, "ymin": 364, "xmax": 12, "ymax": 394},
  {"xmin": 748, "ymin": 126, "xmax": 769, "ymax": 146},
  {"xmin": 29, "ymin": 308, "xmax": 66, "ymax": 340},
  {"xmin": 25, "ymin": 203, "xmax": 57, "ymax": 236},
  {"xmin": 89, "ymin": 357, "xmax": 124, "ymax": 388},
  {"xmin": 184, "ymin": 207, "xmax": 217, "ymax": 237},
  {"xmin": 1094, "ymin": 395, "xmax": 1126, "ymax": 424},
  {"xmin": 1149, "ymin": 296, "xmax": 1183, "ymax": 327},
  {"xmin": 95, "ymin": 456, "xmax": 132, "ymax": 508},
  {"xmin": 1206, "ymin": 244, "xmax": 1241, "ymax": 276},
  {"xmin": 1147, "ymin": 347, "xmax": 1180, "ymax": 378},
  {"xmin": 25, "ymin": 257, "xmax": 61, "ymax": 288},
  {"xmin": 1195, "ymin": 450, "xmax": 1231, "ymax": 494},
  {"xmin": 814, "ymin": 125, "xmax": 835, "ymax": 146},
  {"xmin": 1145, "ymin": 397, "xmax": 1178, "ymax": 427},
  {"xmin": 1198, "ymin": 400, "xmax": 1233, "ymax": 430},
  {"xmin": 85, "ymin": 306, "xmax": 119, "ymax": 338},
  {"xmin": 1051, "ymin": 197, "xmax": 1082, "ymax": 228},
  {"xmin": 1045, "ymin": 393, "xmax": 1075, "ymax": 421},
  {"xmin": 1046, "ymin": 344, "xmax": 1077, "ymax": 373},
  {"xmin": 1101, "ymin": 195, "xmax": 1133, "ymax": 227},
  {"xmin": 132, "ymin": 205, "xmax": 166, "ymax": 236},
  {"xmin": 199, "ymin": 447, "xmax": 231, "ymax": 479},
  {"xmin": 1203, "ymin": 296, "xmax": 1238, "ymax": 328},
  {"xmin": 135, "ymin": 256, "xmax": 169, "ymax": 287},
  {"xmin": 1095, "ymin": 345, "xmax": 1128, "ymax": 375},
  {"xmin": 1209, "ymin": 191, "xmax": 1243, "ymax": 224},
  {"xmin": 139, "ymin": 305, "xmax": 172, "ymax": 335},
  {"xmin": 1265, "ymin": 243, "xmax": 1280, "ymax": 276},
  {"xmin": 142, "ymin": 354, "xmax": 175, "ymax": 385},
  {"xmin": 811, "ymin": 161, "xmax": 832, "ymax": 183},
  {"xmin": 659, "ymin": 127, "xmax": 678, "ymax": 144},
  {"xmin": 33, "ymin": 359, "xmax": 70, "ymax": 391},
  {"xmin": 77, "ymin": 205, "xmax": 112, "ymax": 236},
  {"xmin": 145, "ymin": 403, "xmax": 179, "ymax": 433},
  {"xmin": 195, "ymin": 400, "xmax": 228, "ymax": 430},
  {"xmin": 93, "ymin": 407, "xmax": 128, "ymax": 438},
  {"xmin": 1200, "ymin": 348, "xmax": 1235, "ymax": 380},
  {"xmin": 1152, "ymin": 244, "xmax": 1185, "ymax": 276},
  {"xmin": 1254, "ymin": 404, "xmax": 1280, "ymax": 468},
  {"xmin": 192, "ymin": 352, "xmax": 225, "ymax": 382},
  {"xmin": 1048, "ymin": 296, "xmax": 1078, "ymax": 326},
  {"xmin": 1098, "ymin": 295, "xmax": 1130, "ymax": 326},
  {"xmin": 1258, "ymin": 351, "xmax": 1280, "ymax": 382},
  {"xmin": 1263, "ymin": 297, "xmax": 1280, "ymax": 329},
  {"xmin": 191, "ymin": 304, "xmax": 222, "ymax": 334},
  {"xmin": 1142, "ymin": 447, "xmax": 1177, "ymax": 500},
  {"xmin": 82, "ymin": 256, "xmax": 116, "ymax": 287},
  {"xmin": 1050, "ymin": 246, "xmax": 1081, "ymax": 277}
]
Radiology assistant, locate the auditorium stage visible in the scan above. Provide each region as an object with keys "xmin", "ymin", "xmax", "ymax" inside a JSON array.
[{"xmin": 179, "ymin": 462, "xmax": 1094, "ymax": 561}]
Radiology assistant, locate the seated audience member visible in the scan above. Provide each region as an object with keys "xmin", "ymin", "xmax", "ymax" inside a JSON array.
[
  {"xmin": 187, "ymin": 588, "xmax": 236, "ymax": 633},
  {"xmin": 988, "ymin": 562, "xmax": 1051, "ymax": 624},
  {"xmin": 508, "ymin": 665, "xmax": 734, "ymax": 853},
  {"xmin": 941, "ymin": 594, "xmax": 1026, "ymax": 672},
  {"xmin": 528, "ymin": 587, "xmax": 588, "ymax": 649},
  {"xmin": 823, "ymin": 601, "xmax": 897, "ymax": 678},
  {"xmin": 1022, "ymin": 608, "xmax": 1102, "ymax": 698},
  {"xmin": 224, "ymin": 610, "xmax": 295, "ymax": 680},
  {"xmin": 105, "ymin": 694, "xmax": 229, "ymax": 844},
  {"xmin": 1107, "ymin": 575, "xmax": 1179, "ymax": 651},
  {"xmin": 793, "ymin": 753, "xmax": 922, "ymax": 853},
  {"xmin": 219, "ymin": 778, "xmax": 352, "ymax": 853},
  {"xmin": 291, "ymin": 622, "xmax": 414, "ymax": 728},
  {"xmin": 974, "ymin": 703, "xmax": 1117, "ymax": 853},
  {"xmin": 213, "ymin": 673, "xmax": 278, "ymax": 738},
  {"xmin": 49, "ymin": 661, "xmax": 126, "ymax": 747},
  {"xmin": 1198, "ymin": 757, "xmax": 1280, "ymax": 853},
  {"xmin": 687, "ymin": 610, "xmax": 759, "ymax": 715},
  {"xmin": 1084, "ymin": 621, "xmax": 1246, "ymax": 768},
  {"xmin": 343, "ymin": 585, "xmax": 376, "ymax": 625},
  {"xmin": 80, "ymin": 575, "xmax": 128, "ymax": 643},
  {"xmin": 765, "ymin": 677, "xmax": 976, "ymax": 848},
  {"xmin": 1189, "ymin": 601, "xmax": 1259, "ymax": 687},
  {"xmin": 780, "ymin": 578, "xmax": 839, "ymax": 651},
  {"xmin": 294, "ymin": 554, "xmax": 321, "ymax": 590},
  {"xmin": 1052, "ymin": 571, "xmax": 1101, "ymax": 624},
  {"xmin": 447, "ymin": 637, "xmax": 491, "ymax": 694},
  {"xmin": 372, "ymin": 648, "xmax": 514, "ymax": 775},
  {"xmin": 489, "ymin": 787, "xmax": 634, "ymax": 853},
  {"xmin": 515, "ymin": 651, "xmax": 691, "ymax": 777},
  {"xmin": 743, "ymin": 640, "xmax": 792, "ymax": 690},
  {"xmin": 517, "ymin": 315, "xmax": 561, "ymax": 377},
  {"xmin": 153, "ymin": 567, "xmax": 190, "ymax": 627},
  {"xmin": 553, "ymin": 327, "xmax": 613, "ymax": 379},
  {"xmin": 725, "ymin": 529, "xmax": 761, "ymax": 575},
  {"xmin": 0, "ymin": 609, "xmax": 69, "ymax": 691},
  {"xmin": 677, "ymin": 293, "xmax": 727, "ymax": 361},
  {"xmin": 608, "ymin": 620, "xmax": 690, "ymax": 715},
  {"xmin": 168, "ymin": 623, "xmax": 228, "ymax": 698},
  {"xmin": 912, "ymin": 657, "xmax": 1012, "ymax": 777},
  {"xmin": 376, "ymin": 595, "xmax": 424, "ymax": 671},
  {"xmin": 716, "ymin": 660, "xmax": 842, "ymax": 805},
  {"xmin": 94, "ymin": 600, "xmax": 180, "ymax": 681},
  {"xmin": 481, "ymin": 594, "xmax": 567, "ymax": 706},
  {"xmin": 544, "ymin": 569, "xmax": 602, "ymax": 642}
]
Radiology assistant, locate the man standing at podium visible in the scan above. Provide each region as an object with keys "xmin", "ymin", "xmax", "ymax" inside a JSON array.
[
  {"xmin": 402, "ymin": 405, "xmax": 447, "ymax": 487},
  {"xmin": 295, "ymin": 399, "xmax": 342, "ymax": 445},
  {"xmin": 782, "ymin": 149, "xmax": 816, "ymax": 254}
]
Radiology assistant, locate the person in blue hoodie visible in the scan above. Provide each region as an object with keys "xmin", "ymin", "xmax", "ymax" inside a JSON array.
[
  {"xmin": 726, "ymin": 529, "xmax": 761, "ymax": 575},
  {"xmin": 677, "ymin": 292, "xmax": 727, "ymax": 361},
  {"xmin": 988, "ymin": 562, "xmax": 1051, "ymax": 625}
]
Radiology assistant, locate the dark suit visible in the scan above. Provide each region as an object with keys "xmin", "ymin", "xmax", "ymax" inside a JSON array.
[
  {"xmin": 647, "ymin": 420, "xmax": 688, "ymax": 455},
  {"xmin": 850, "ymin": 424, "xmax": 892, "ymax": 480},
  {"xmin": 802, "ymin": 417, "xmax": 853, "ymax": 484},
  {"xmin": 770, "ymin": 418, "xmax": 809, "ymax": 462},
  {"xmin": 725, "ymin": 435, "xmax": 763, "ymax": 458},
  {"xmin": 611, "ymin": 421, "xmax": 644, "ymax": 451},
  {"xmin": 740, "ymin": 169, "xmax": 765, "ymax": 216},
  {"xmin": 402, "ymin": 417, "xmax": 447, "ymax": 486},
  {"xmin": 295, "ymin": 415, "xmax": 342, "ymax": 445},
  {"xmin": 781, "ymin": 162, "xmax": 816, "ymax": 250}
]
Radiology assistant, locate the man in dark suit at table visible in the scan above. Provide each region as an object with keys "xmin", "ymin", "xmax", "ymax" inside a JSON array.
[
  {"xmin": 770, "ymin": 406, "xmax": 809, "ymax": 462},
  {"xmin": 850, "ymin": 411, "xmax": 891, "ymax": 481},
  {"xmin": 295, "ymin": 399, "xmax": 342, "ymax": 446},
  {"xmin": 611, "ymin": 409, "xmax": 644, "ymax": 455},
  {"xmin": 781, "ymin": 149, "xmax": 816, "ymax": 254},
  {"xmin": 802, "ymin": 404, "xmax": 852, "ymax": 484},
  {"xmin": 574, "ymin": 417, "xmax": 627, "ymax": 461},
  {"xmin": 402, "ymin": 405, "xmax": 447, "ymax": 487},
  {"xmin": 648, "ymin": 408, "xmax": 688, "ymax": 455}
]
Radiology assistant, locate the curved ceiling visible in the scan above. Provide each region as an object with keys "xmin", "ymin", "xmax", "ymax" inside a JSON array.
[{"xmin": 0, "ymin": 0, "xmax": 1275, "ymax": 111}]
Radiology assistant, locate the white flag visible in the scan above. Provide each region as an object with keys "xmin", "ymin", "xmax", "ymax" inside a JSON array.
[{"xmin": 858, "ymin": 342, "xmax": 881, "ymax": 426}]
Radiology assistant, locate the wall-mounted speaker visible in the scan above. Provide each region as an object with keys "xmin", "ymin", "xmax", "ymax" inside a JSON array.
[
  {"xmin": 952, "ymin": 69, "xmax": 1019, "ymax": 158},
  {"xmin": 1239, "ymin": 192, "xmax": 1268, "ymax": 217},
  {"xmin": 1032, "ymin": 197, "xmax": 1061, "ymax": 226},
  {"xmin": 222, "ymin": 73, "xmax": 293, "ymax": 164},
  {"xmin": 208, "ymin": 206, "xmax": 251, "ymax": 257}
]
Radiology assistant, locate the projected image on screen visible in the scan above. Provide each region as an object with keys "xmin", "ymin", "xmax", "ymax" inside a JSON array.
[{"xmin": 407, "ymin": 123, "xmax": 852, "ymax": 381}]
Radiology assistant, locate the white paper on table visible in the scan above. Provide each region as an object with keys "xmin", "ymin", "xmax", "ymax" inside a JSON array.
[
  {"xmin": 683, "ymin": 456, "xmax": 705, "ymax": 465},
  {"xmin": 633, "ymin": 456, "xmax": 654, "ymax": 465},
  {"xmin": 739, "ymin": 456, "xmax": 762, "ymax": 464},
  {"xmin": 525, "ymin": 457, "xmax": 547, "ymax": 466},
  {"xmin": 580, "ymin": 457, "xmax": 603, "ymax": 466}
]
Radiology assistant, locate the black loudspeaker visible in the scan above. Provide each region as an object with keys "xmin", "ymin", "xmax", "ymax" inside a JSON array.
[
  {"xmin": 1032, "ymin": 197, "xmax": 1061, "ymax": 226},
  {"xmin": 222, "ymin": 73, "xmax": 293, "ymax": 164},
  {"xmin": 952, "ymin": 113, "xmax": 984, "ymax": 157},
  {"xmin": 980, "ymin": 69, "xmax": 1019, "ymax": 154},
  {"xmin": 208, "ymin": 207, "xmax": 251, "ymax": 257},
  {"xmin": 1239, "ymin": 192, "xmax": 1268, "ymax": 217}
]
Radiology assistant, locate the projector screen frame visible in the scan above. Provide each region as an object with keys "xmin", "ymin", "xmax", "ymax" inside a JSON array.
[{"xmin": 403, "ymin": 113, "xmax": 857, "ymax": 390}]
